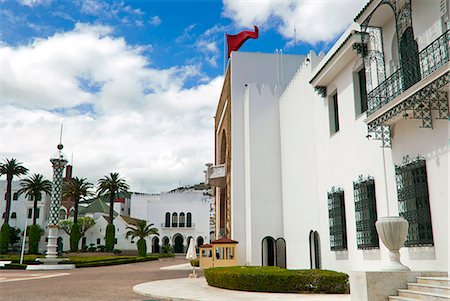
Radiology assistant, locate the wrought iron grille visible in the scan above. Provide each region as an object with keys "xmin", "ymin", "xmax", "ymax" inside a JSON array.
[
  {"xmin": 367, "ymin": 30, "xmax": 449, "ymax": 115},
  {"xmin": 328, "ymin": 188, "xmax": 347, "ymax": 251},
  {"xmin": 275, "ymin": 238, "xmax": 287, "ymax": 269},
  {"xmin": 353, "ymin": 176, "xmax": 379, "ymax": 249},
  {"xmin": 395, "ymin": 156, "xmax": 434, "ymax": 247}
]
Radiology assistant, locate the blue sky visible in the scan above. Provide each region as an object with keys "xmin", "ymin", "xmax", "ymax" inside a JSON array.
[{"xmin": 0, "ymin": 0, "xmax": 367, "ymax": 192}]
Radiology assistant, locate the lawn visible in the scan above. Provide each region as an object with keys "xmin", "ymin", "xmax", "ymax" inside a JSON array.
[{"xmin": 0, "ymin": 253, "xmax": 173, "ymax": 268}]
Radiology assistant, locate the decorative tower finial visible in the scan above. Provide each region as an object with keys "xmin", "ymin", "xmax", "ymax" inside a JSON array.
[{"xmin": 58, "ymin": 123, "xmax": 64, "ymax": 150}]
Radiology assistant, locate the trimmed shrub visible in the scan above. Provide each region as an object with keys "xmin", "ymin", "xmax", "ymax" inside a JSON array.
[
  {"xmin": 0, "ymin": 224, "xmax": 11, "ymax": 254},
  {"xmin": 113, "ymin": 249, "xmax": 122, "ymax": 254},
  {"xmin": 105, "ymin": 224, "xmax": 115, "ymax": 252},
  {"xmin": 97, "ymin": 245, "xmax": 106, "ymax": 252},
  {"xmin": 190, "ymin": 259, "xmax": 199, "ymax": 267},
  {"xmin": 137, "ymin": 238, "xmax": 147, "ymax": 257},
  {"xmin": 2, "ymin": 263, "xmax": 27, "ymax": 270},
  {"xmin": 70, "ymin": 223, "xmax": 81, "ymax": 252},
  {"xmin": 28, "ymin": 225, "xmax": 44, "ymax": 255},
  {"xmin": 204, "ymin": 266, "xmax": 349, "ymax": 294}
]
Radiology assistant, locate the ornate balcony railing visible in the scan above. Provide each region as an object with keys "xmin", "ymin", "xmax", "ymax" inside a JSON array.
[
  {"xmin": 367, "ymin": 29, "xmax": 449, "ymax": 115},
  {"xmin": 205, "ymin": 163, "xmax": 226, "ymax": 187}
]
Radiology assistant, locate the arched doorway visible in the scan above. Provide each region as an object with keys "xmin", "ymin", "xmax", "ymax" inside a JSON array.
[
  {"xmin": 275, "ymin": 238, "xmax": 286, "ymax": 269},
  {"xmin": 165, "ymin": 212, "xmax": 170, "ymax": 227},
  {"xmin": 57, "ymin": 237, "xmax": 63, "ymax": 254},
  {"xmin": 152, "ymin": 236, "xmax": 160, "ymax": 253},
  {"xmin": 196, "ymin": 236, "xmax": 204, "ymax": 253},
  {"xmin": 309, "ymin": 230, "xmax": 321, "ymax": 269},
  {"xmin": 262, "ymin": 236, "xmax": 276, "ymax": 266},
  {"xmin": 173, "ymin": 234, "xmax": 184, "ymax": 253}
]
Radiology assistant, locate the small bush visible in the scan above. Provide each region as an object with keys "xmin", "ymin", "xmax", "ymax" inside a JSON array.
[
  {"xmin": 204, "ymin": 266, "xmax": 349, "ymax": 294},
  {"xmin": 105, "ymin": 224, "xmax": 115, "ymax": 252},
  {"xmin": 137, "ymin": 238, "xmax": 147, "ymax": 257},
  {"xmin": 113, "ymin": 249, "xmax": 122, "ymax": 254},
  {"xmin": 2, "ymin": 263, "xmax": 27, "ymax": 270},
  {"xmin": 190, "ymin": 259, "xmax": 199, "ymax": 267},
  {"xmin": 70, "ymin": 223, "xmax": 81, "ymax": 252},
  {"xmin": 97, "ymin": 245, "xmax": 106, "ymax": 252},
  {"xmin": 0, "ymin": 224, "xmax": 11, "ymax": 254},
  {"xmin": 28, "ymin": 225, "xmax": 44, "ymax": 255}
]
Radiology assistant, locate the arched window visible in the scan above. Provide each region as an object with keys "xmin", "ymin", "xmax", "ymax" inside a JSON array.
[
  {"xmin": 186, "ymin": 212, "xmax": 192, "ymax": 227},
  {"xmin": 60, "ymin": 209, "xmax": 66, "ymax": 220},
  {"xmin": 172, "ymin": 212, "xmax": 178, "ymax": 227},
  {"xmin": 165, "ymin": 212, "xmax": 170, "ymax": 227},
  {"xmin": 69, "ymin": 209, "xmax": 75, "ymax": 217},
  {"xmin": 11, "ymin": 212, "xmax": 17, "ymax": 219},
  {"xmin": 179, "ymin": 212, "xmax": 185, "ymax": 227}
]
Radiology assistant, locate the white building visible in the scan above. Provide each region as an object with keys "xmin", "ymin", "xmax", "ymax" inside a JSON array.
[
  {"xmin": 208, "ymin": 0, "xmax": 449, "ymax": 274},
  {"xmin": 130, "ymin": 189, "xmax": 213, "ymax": 253}
]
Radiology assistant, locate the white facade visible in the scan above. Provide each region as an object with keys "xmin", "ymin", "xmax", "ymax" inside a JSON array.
[
  {"xmin": 211, "ymin": 0, "xmax": 449, "ymax": 273},
  {"xmin": 130, "ymin": 190, "xmax": 213, "ymax": 253},
  {"xmin": 228, "ymin": 52, "xmax": 306, "ymax": 266}
]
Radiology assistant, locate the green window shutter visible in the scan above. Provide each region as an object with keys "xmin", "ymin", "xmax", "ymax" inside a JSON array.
[
  {"xmin": 353, "ymin": 176, "xmax": 379, "ymax": 249},
  {"xmin": 396, "ymin": 156, "xmax": 434, "ymax": 247},
  {"xmin": 328, "ymin": 188, "xmax": 347, "ymax": 251}
]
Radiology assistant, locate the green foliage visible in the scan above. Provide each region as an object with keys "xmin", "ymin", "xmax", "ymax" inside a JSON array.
[
  {"xmin": 113, "ymin": 249, "xmax": 122, "ymax": 254},
  {"xmin": 204, "ymin": 266, "xmax": 349, "ymax": 294},
  {"xmin": 28, "ymin": 225, "xmax": 44, "ymax": 255},
  {"xmin": 162, "ymin": 244, "xmax": 173, "ymax": 254},
  {"xmin": 125, "ymin": 220, "xmax": 158, "ymax": 257},
  {"xmin": 18, "ymin": 173, "xmax": 51, "ymax": 225},
  {"xmin": 137, "ymin": 238, "xmax": 147, "ymax": 257},
  {"xmin": 97, "ymin": 172, "xmax": 129, "ymax": 225},
  {"xmin": 1, "ymin": 263, "xmax": 28, "ymax": 269},
  {"xmin": 105, "ymin": 224, "xmax": 115, "ymax": 252},
  {"xmin": 59, "ymin": 220, "xmax": 73, "ymax": 235},
  {"xmin": 9, "ymin": 227, "xmax": 21, "ymax": 247},
  {"xmin": 63, "ymin": 177, "xmax": 93, "ymax": 224},
  {"xmin": 60, "ymin": 217, "xmax": 96, "ymax": 237},
  {"xmin": 190, "ymin": 259, "xmax": 199, "ymax": 267},
  {"xmin": 0, "ymin": 224, "xmax": 11, "ymax": 254},
  {"xmin": 70, "ymin": 223, "xmax": 81, "ymax": 252}
]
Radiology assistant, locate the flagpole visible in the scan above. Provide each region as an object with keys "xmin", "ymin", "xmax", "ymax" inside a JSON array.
[{"xmin": 223, "ymin": 33, "xmax": 226, "ymax": 76}]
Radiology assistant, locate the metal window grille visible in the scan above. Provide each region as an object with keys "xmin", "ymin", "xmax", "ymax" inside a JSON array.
[
  {"xmin": 328, "ymin": 188, "xmax": 347, "ymax": 251},
  {"xmin": 353, "ymin": 176, "xmax": 379, "ymax": 249},
  {"xmin": 396, "ymin": 156, "xmax": 434, "ymax": 247}
]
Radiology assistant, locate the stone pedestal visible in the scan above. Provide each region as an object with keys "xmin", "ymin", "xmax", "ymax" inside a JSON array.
[
  {"xmin": 350, "ymin": 271, "xmax": 447, "ymax": 301},
  {"xmin": 375, "ymin": 216, "xmax": 410, "ymax": 271}
]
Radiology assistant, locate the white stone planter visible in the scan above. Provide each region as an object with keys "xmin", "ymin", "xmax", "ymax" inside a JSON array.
[{"xmin": 375, "ymin": 216, "xmax": 410, "ymax": 271}]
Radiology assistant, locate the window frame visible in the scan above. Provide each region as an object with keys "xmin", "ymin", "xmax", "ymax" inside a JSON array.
[
  {"xmin": 328, "ymin": 92, "xmax": 340, "ymax": 135},
  {"xmin": 327, "ymin": 187, "xmax": 347, "ymax": 251}
]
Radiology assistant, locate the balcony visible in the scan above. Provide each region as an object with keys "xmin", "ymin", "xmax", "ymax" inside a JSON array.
[
  {"xmin": 205, "ymin": 163, "xmax": 226, "ymax": 188},
  {"xmin": 367, "ymin": 30, "xmax": 449, "ymax": 116},
  {"xmin": 160, "ymin": 223, "xmax": 195, "ymax": 229}
]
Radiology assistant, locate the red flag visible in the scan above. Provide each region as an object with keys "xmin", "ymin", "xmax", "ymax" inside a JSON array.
[{"xmin": 226, "ymin": 26, "xmax": 259, "ymax": 58}]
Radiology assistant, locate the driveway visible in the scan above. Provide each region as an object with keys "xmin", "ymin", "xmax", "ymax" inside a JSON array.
[{"xmin": 0, "ymin": 257, "xmax": 194, "ymax": 301}]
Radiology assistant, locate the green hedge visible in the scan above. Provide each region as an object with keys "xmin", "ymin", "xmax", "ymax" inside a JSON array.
[
  {"xmin": 105, "ymin": 224, "xmax": 115, "ymax": 252},
  {"xmin": 69, "ymin": 256, "xmax": 158, "ymax": 268},
  {"xmin": 0, "ymin": 224, "xmax": 11, "ymax": 254},
  {"xmin": 1, "ymin": 263, "xmax": 27, "ymax": 270},
  {"xmin": 204, "ymin": 266, "xmax": 349, "ymax": 294},
  {"xmin": 28, "ymin": 225, "xmax": 44, "ymax": 254},
  {"xmin": 70, "ymin": 223, "xmax": 81, "ymax": 252}
]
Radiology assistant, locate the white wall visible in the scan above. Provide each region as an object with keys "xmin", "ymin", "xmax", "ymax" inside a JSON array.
[{"xmin": 230, "ymin": 51, "xmax": 306, "ymax": 265}]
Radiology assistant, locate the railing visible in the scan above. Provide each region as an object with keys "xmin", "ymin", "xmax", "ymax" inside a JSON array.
[
  {"xmin": 367, "ymin": 30, "xmax": 449, "ymax": 115},
  {"xmin": 160, "ymin": 223, "xmax": 195, "ymax": 229}
]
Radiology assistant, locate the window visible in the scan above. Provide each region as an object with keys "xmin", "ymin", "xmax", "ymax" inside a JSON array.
[
  {"xmin": 186, "ymin": 212, "xmax": 192, "ymax": 227},
  {"xmin": 329, "ymin": 93, "xmax": 340, "ymax": 134},
  {"xmin": 353, "ymin": 177, "xmax": 379, "ymax": 249},
  {"xmin": 396, "ymin": 157, "xmax": 433, "ymax": 246},
  {"xmin": 11, "ymin": 212, "xmax": 17, "ymax": 219},
  {"xmin": 60, "ymin": 209, "xmax": 66, "ymax": 220},
  {"xmin": 97, "ymin": 238, "xmax": 101, "ymax": 244},
  {"xmin": 179, "ymin": 212, "xmax": 185, "ymax": 227},
  {"xmin": 328, "ymin": 187, "xmax": 347, "ymax": 251},
  {"xmin": 36, "ymin": 208, "xmax": 40, "ymax": 219},
  {"xmin": 165, "ymin": 212, "xmax": 170, "ymax": 227},
  {"xmin": 354, "ymin": 68, "xmax": 368, "ymax": 115},
  {"xmin": 28, "ymin": 208, "xmax": 32, "ymax": 219},
  {"xmin": 172, "ymin": 212, "xmax": 178, "ymax": 227},
  {"xmin": 12, "ymin": 192, "xmax": 19, "ymax": 201}
]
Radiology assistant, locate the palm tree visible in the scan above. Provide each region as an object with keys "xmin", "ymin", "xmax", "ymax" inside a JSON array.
[
  {"xmin": 63, "ymin": 177, "xmax": 93, "ymax": 224},
  {"xmin": 18, "ymin": 173, "xmax": 52, "ymax": 225},
  {"xmin": 96, "ymin": 172, "xmax": 129, "ymax": 224},
  {"xmin": 97, "ymin": 172, "xmax": 129, "ymax": 251},
  {"xmin": 126, "ymin": 220, "xmax": 159, "ymax": 257},
  {"xmin": 0, "ymin": 159, "xmax": 29, "ymax": 224}
]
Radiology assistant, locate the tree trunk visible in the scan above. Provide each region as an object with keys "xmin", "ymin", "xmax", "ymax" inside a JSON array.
[
  {"xmin": 32, "ymin": 193, "xmax": 38, "ymax": 225},
  {"xmin": 4, "ymin": 176, "xmax": 12, "ymax": 225},
  {"xmin": 109, "ymin": 192, "xmax": 115, "ymax": 225},
  {"xmin": 74, "ymin": 196, "xmax": 79, "ymax": 224}
]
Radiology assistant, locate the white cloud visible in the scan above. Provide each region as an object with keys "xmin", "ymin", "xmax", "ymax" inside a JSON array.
[
  {"xmin": 222, "ymin": 0, "xmax": 367, "ymax": 44},
  {"xmin": 0, "ymin": 24, "xmax": 222, "ymax": 193},
  {"xmin": 19, "ymin": 0, "xmax": 51, "ymax": 7},
  {"xmin": 149, "ymin": 16, "xmax": 161, "ymax": 26}
]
